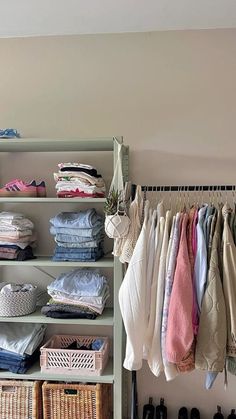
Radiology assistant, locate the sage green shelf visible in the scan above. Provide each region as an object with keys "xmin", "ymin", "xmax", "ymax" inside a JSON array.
[
  {"xmin": 0, "ymin": 138, "xmax": 115, "ymax": 152},
  {"xmin": 0, "ymin": 358, "xmax": 114, "ymax": 383},
  {"xmin": 0, "ymin": 197, "xmax": 106, "ymax": 203},
  {"xmin": 0, "ymin": 255, "xmax": 114, "ymax": 267},
  {"xmin": 0, "ymin": 308, "xmax": 114, "ymax": 326}
]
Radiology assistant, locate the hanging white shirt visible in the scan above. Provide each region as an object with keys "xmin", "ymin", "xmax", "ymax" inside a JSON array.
[{"xmin": 119, "ymin": 201, "xmax": 150, "ymax": 371}]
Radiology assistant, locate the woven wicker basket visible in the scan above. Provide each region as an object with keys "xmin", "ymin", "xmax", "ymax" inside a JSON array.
[
  {"xmin": 0, "ymin": 380, "xmax": 43, "ymax": 419},
  {"xmin": 42, "ymin": 381, "xmax": 112, "ymax": 419},
  {"xmin": 40, "ymin": 335, "xmax": 109, "ymax": 376},
  {"xmin": 0, "ymin": 286, "xmax": 37, "ymax": 316}
]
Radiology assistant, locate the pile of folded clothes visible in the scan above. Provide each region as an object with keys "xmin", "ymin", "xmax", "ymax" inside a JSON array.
[
  {"xmin": 50, "ymin": 209, "xmax": 104, "ymax": 261},
  {"xmin": 0, "ymin": 212, "xmax": 36, "ymax": 260},
  {"xmin": 41, "ymin": 268, "xmax": 109, "ymax": 319},
  {"xmin": 0, "ymin": 323, "xmax": 46, "ymax": 373},
  {"xmin": 54, "ymin": 162, "xmax": 106, "ymax": 198}
]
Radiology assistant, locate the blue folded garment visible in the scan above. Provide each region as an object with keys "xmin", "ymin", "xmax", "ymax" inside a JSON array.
[
  {"xmin": 47, "ymin": 268, "xmax": 107, "ymax": 297},
  {"xmin": 50, "ymin": 209, "xmax": 104, "ymax": 229}
]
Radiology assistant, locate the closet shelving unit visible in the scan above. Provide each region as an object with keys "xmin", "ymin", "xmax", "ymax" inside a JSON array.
[{"xmin": 0, "ymin": 136, "xmax": 128, "ymax": 419}]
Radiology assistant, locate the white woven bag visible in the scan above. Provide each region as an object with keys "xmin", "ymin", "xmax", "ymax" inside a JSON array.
[
  {"xmin": 105, "ymin": 143, "xmax": 130, "ymax": 239},
  {"xmin": 120, "ymin": 185, "xmax": 143, "ymax": 263}
]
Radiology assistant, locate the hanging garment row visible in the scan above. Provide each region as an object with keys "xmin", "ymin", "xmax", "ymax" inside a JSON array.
[{"xmin": 118, "ymin": 185, "xmax": 236, "ymax": 390}]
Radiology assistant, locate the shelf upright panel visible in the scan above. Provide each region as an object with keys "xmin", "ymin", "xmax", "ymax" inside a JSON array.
[{"xmin": 112, "ymin": 137, "xmax": 124, "ymax": 419}]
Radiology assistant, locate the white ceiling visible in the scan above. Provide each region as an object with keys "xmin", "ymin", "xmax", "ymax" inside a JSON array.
[{"xmin": 1, "ymin": 0, "xmax": 236, "ymax": 38}]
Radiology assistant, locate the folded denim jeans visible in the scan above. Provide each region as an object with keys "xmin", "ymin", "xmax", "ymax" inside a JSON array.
[
  {"xmin": 55, "ymin": 238, "xmax": 104, "ymax": 248},
  {"xmin": 51, "ymin": 225, "xmax": 104, "ymax": 239},
  {"xmin": 52, "ymin": 249, "xmax": 104, "ymax": 262},
  {"xmin": 54, "ymin": 245, "xmax": 102, "ymax": 254}
]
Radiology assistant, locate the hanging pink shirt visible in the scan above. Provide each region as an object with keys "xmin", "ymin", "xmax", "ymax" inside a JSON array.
[{"xmin": 166, "ymin": 213, "xmax": 194, "ymax": 363}]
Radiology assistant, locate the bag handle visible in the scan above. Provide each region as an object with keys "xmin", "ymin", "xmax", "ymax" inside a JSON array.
[{"xmin": 109, "ymin": 143, "xmax": 124, "ymax": 194}]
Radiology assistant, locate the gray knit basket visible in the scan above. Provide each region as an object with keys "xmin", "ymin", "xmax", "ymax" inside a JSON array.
[{"xmin": 0, "ymin": 286, "xmax": 37, "ymax": 317}]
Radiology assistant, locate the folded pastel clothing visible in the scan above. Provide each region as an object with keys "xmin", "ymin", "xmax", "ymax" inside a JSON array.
[
  {"xmin": 54, "ymin": 163, "xmax": 106, "ymax": 198},
  {"xmin": 0, "ymin": 323, "xmax": 46, "ymax": 355},
  {"xmin": 0, "ymin": 233, "xmax": 36, "ymax": 243},
  {"xmin": 0, "ymin": 212, "xmax": 34, "ymax": 230},
  {"xmin": 50, "ymin": 287, "xmax": 109, "ymax": 314},
  {"xmin": 57, "ymin": 191, "xmax": 105, "ymax": 198},
  {"xmin": 47, "ymin": 268, "xmax": 107, "ymax": 297},
  {"xmin": 54, "ymin": 172, "xmax": 105, "ymax": 187},
  {"xmin": 50, "ymin": 209, "xmax": 103, "ymax": 229},
  {"xmin": 45, "ymin": 298, "xmax": 102, "ymax": 313},
  {"xmin": 55, "ymin": 182, "xmax": 105, "ymax": 194},
  {"xmin": 0, "ymin": 229, "xmax": 32, "ymax": 238},
  {"xmin": 0, "ymin": 212, "xmax": 36, "ymax": 259}
]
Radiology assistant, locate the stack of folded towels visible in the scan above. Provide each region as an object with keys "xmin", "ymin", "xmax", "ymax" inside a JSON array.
[
  {"xmin": 41, "ymin": 268, "xmax": 109, "ymax": 319},
  {"xmin": 50, "ymin": 209, "xmax": 104, "ymax": 261},
  {"xmin": 0, "ymin": 212, "xmax": 36, "ymax": 260},
  {"xmin": 54, "ymin": 162, "xmax": 106, "ymax": 198},
  {"xmin": 0, "ymin": 323, "xmax": 46, "ymax": 373}
]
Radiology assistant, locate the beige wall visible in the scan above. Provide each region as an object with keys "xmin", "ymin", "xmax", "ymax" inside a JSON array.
[{"xmin": 1, "ymin": 29, "xmax": 236, "ymax": 418}]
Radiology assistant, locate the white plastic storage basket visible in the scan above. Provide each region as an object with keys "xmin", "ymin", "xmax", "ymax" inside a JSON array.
[
  {"xmin": 40, "ymin": 335, "xmax": 109, "ymax": 376},
  {"xmin": 0, "ymin": 286, "xmax": 37, "ymax": 317}
]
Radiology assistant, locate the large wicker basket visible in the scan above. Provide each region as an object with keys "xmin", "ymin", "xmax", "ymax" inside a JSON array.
[
  {"xmin": 0, "ymin": 380, "xmax": 42, "ymax": 419},
  {"xmin": 0, "ymin": 286, "xmax": 37, "ymax": 316},
  {"xmin": 40, "ymin": 335, "xmax": 109, "ymax": 376},
  {"xmin": 42, "ymin": 381, "xmax": 112, "ymax": 419}
]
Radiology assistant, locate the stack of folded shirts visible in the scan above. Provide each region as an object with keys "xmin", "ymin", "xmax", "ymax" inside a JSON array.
[
  {"xmin": 50, "ymin": 209, "xmax": 104, "ymax": 261},
  {"xmin": 0, "ymin": 212, "xmax": 36, "ymax": 260},
  {"xmin": 0, "ymin": 323, "xmax": 46, "ymax": 373},
  {"xmin": 41, "ymin": 268, "xmax": 109, "ymax": 319},
  {"xmin": 54, "ymin": 162, "xmax": 106, "ymax": 198}
]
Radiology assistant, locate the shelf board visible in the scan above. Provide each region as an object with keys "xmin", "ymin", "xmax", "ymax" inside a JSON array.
[
  {"xmin": 0, "ymin": 197, "xmax": 106, "ymax": 203},
  {"xmin": 0, "ymin": 308, "xmax": 114, "ymax": 326},
  {"xmin": 0, "ymin": 138, "xmax": 117, "ymax": 152},
  {"xmin": 0, "ymin": 255, "xmax": 114, "ymax": 267},
  {"xmin": 0, "ymin": 358, "xmax": 114, "ymax": 383}
]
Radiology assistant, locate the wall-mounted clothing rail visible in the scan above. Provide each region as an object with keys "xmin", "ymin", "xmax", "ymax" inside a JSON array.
[{"xmin": 136, "ymin": 185, "xmax": 236, "ymax": 192}]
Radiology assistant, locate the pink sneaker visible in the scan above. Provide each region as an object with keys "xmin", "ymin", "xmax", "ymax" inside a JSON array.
[
  {"xmin": 28, "ymin": 180, "xmax": 47, "ymax": 197},
  {"xmin": 0, "ymin": 179, "xmax": 37, "ymax": 197}
]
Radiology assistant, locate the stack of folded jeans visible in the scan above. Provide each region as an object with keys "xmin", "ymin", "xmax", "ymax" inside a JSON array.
[
  {"xmin": 0, "ymin": 212, "xmax": 36, "ymax": 260},
  {"xmin": 41, "ymin": 268, "xmax": 109, "ymax": 319},
  {"xmin": 54, "ymin": 162, "xmax": 106, "ymax": 198},
  {"xmin": 50, "ymin": 209, "xmax": 104, "ymax": 261},
  {"xmin": 0, "ymin": 323, "xmax": 46, "ymax": 373}
]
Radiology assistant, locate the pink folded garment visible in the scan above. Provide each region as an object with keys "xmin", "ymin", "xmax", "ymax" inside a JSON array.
[
  {"xmin": 0, "ymin": 232, "xmax": 36, "ymax": 243},
  {"xmin": 0, "ymin": 229, "xmax": 32, "ymax": 239},
  {"xmin": 57, "ymin": 191, "xmax": 105, "ymax": 198}
]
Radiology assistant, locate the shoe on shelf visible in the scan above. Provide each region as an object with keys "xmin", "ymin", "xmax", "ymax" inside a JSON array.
[
  {"xmin": 28, "ymin": 180, "xmax": 47, "ymax": 197},
  {"xmin": 191, "ymin": 408, "xmax": 200, "ymax": 419},
  {"xmin": 0, "ymin": 179, "xmax": 47, "ymax": 198},
  {"xmin": 178, "ymin": 407, "xmax": 189, "ymax": 419},
  {"xmin": 0, "ymin": 179, "xmax": 37, "ymax": 197}
]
